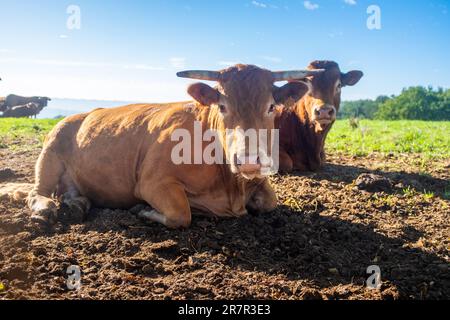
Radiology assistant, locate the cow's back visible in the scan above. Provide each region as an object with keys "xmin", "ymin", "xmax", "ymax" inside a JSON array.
[
  {"xmin": 5, "ymin": 94, "xmax": 25, "ymax": 107},
  {"xmin": 51, "ymin": 103, "xmax": 187, "ymax": 208}
]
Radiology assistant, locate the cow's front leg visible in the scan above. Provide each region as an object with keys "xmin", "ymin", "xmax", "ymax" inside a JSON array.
[
  {"xmin": 246, "ymin": 180, "xmax": 277, "ymax": 214},
  {"xmin": 320, "ymin": 148, "xmax": 327, "ymax": 165},
  {"xmin": 278, "ymin": 149, "xmax": 294, "ymax": 174},
  {"xmin": 305, "ymin": 151, "xmax": 324, "ymax": 172},
  {"xmin": 139, "ymin": 182, "xmax": 191, "ymax": 229},
  {"xmin": 59, "ymin": 173, "xmax": 91, "ymax": 223}
]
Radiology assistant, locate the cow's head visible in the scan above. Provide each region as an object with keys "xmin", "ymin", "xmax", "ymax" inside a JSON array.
[
  {"xmin": 300, "ymin": 61, "xmax": 363, "ymax": 133},
  {"xmin": 178, "ymin": 64, "xmax": 323, "ymax": 179},
  {"xmin": 37, "ymin": 97, "xmax": 51, "ymax": 107}
]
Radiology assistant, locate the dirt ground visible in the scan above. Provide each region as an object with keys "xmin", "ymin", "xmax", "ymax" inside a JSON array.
[{"xmin": 0, "ymin": 141, "xmax": 449, "ymax": 300}]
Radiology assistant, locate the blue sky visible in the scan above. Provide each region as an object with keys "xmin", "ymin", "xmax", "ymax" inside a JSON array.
[{"xmin": 0, "ymin": 0, "xmax": 449, "ymax": 102}]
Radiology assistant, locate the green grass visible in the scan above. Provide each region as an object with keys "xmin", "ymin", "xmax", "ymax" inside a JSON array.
[
  {"xmin": 0, "ymin": 118, "xmax": 449, "ymax": 159},
  {"xmin": 0, "ymin": 118, "xmax": 60, "ymax": 137},
  {"xmin": 0, "ymin": 118, "xmax": 61, "ymax": 150},
  {"xmin": 327, "ymin": 120, "xmax": 450, "ymax": 159}
]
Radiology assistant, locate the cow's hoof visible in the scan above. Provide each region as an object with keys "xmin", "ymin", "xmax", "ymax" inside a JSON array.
[
  {"xmin": 138, "ymin": 210, "xmax": 191, "ymax": 229},
  {"xmin": 62, "ymin": 196, "xmax": 91, "ymax": 223},
  {"xmin": 28, "ymin": 196, "xmax": 59, "ymax": 225},
  {"xmin": 31, "ymin": 207, "xmax": 58, "ymax": 226},
  {"xmin": 138, "ymin": 209, "xmax": 168, "ymax": 226}
]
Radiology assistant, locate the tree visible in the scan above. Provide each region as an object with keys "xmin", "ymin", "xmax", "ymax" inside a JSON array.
[
  {"xmin": 340, "ymin": 86, "xmax": 449, "ymax": 120},
  {"xmin": 375, "ymin": 87, "xmax": 450, "ymax": 120}
]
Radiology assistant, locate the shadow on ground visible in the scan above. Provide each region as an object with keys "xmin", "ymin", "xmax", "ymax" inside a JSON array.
[
  {"xmin": 293, "ymin": 163, "xmax": 449, "ymax": 200},
  {"xmin": 56, "ymin": 204, "xmax": 448, "ymax": 300}
]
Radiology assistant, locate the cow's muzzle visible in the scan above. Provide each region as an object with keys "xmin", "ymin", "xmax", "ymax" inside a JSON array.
[
  {"xmin": 312, "ymin": 104, "xmax": 336, "ymax": 131},
  {"xmin": 235, "ymin": 154, "xmax": 261, "ymax": 171},
  {"xmin": 233, "ymin": 154, "xmax": 273, "ymax": 179}
]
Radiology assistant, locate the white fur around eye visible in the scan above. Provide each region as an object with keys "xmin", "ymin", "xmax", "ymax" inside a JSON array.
[{"xmin": 335, "ymin": 80, "xmax": 342, "ymax": 94}]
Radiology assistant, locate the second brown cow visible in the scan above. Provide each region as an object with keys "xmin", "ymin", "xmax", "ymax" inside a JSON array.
[{"xmin": 276, "ymin": 60, "xmax": 363, "ymax": 172}]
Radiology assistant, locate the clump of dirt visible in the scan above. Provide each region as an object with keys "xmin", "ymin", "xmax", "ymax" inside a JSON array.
[
  {"xmin": 0, "ymin": 146, "xmax": 449, "ymax": 300},
  {"xmin": 0, "ymin": 168, "xmax": 17, "ymax": 182},
  {"xmin": 354, "ymin": 173, "xmax": 392, "ymax": 192}
]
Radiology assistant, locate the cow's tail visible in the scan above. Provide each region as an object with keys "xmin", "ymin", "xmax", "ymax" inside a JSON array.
[{"xmin": 0, "ymin": 183, "xmax": 34, "ymax": 204}]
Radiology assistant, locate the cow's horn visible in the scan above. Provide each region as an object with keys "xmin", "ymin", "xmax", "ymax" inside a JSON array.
[
  {"xmin": 272, "ymin": 69, "xmax": 325, "ymax": 81},
  {"xmin": 177, "ymin": 70, "xmax": 221, "ymax": 81}
]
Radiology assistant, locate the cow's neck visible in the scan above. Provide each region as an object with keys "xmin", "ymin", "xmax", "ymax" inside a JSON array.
[{"xmin": 292, "ymin": 98, "xmax": 326, "ymax": 156}]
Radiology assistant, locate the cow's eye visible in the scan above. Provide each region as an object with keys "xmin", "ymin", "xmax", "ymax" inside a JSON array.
[
  {"xmin": 218, "ymin": 105, "xmax": 227, "ymax": 113},
  {"xmin": 268, "ymin": 104, "xmax": 276, "ymax": 114}
]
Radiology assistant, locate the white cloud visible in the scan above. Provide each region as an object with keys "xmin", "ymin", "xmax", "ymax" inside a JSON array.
[
  {"xmin": 0, "ymin": 57, "xmax": 164, "ymax": 71},
  {"xmin": 124, "ymin": 64, "xmax": 165, "ymax": 71},
  {"xmin": 252, "ymin": 1, "xmax": 267, "ymax": 8},
  {"xmin": 304, "ymin": 1, "xmax": 319, "ymax": 10},
  {"xmin": 344, "ymin": 0, "xmax": 357, "ymax": 5},
  {"xmin": 59, "ymin": 34, "xmax": 69, "ymax": 39},
  {"xmin": 169, "ymin": 57, "xmax": 186, "ymax": 68},
  {"xmin": 251, "ymin": 1, "xmax": 279, "ymax": 9}
]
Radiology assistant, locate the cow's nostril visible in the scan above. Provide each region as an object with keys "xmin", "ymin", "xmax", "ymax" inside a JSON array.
[{"xmin": 328, "ymin": 109, "xmax": 335, "ymax": 116}]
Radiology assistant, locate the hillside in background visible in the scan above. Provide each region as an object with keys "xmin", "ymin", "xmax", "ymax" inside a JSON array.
[{"xmin": 36, "ymin": 86, "xmax": 449, "ymax": 121}]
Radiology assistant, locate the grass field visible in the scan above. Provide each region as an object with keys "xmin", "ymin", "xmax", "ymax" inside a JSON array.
[
  {"xmin": 1, "ymin": 118, "xmax": 449, "ymax": 159},
  {"xmin": 0, "ymin": 118, "xmax": 60, "ymax": 149},
  {"xmin": 327, "ymin": 120, "xmax": 450, "ymax": 159}
]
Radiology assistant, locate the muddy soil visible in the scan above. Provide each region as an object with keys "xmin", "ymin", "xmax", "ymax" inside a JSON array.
[{"xmin": 0, "ymin": 144, "xmax": 449, "ymax": 300}]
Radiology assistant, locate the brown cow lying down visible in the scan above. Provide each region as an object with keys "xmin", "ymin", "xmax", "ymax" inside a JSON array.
[
  {"xmin": 276, "ymin": 60, "xmax": 363, "ymax": 172},
  {"xmin": 1, "ymin": 102, "xmax": 43, "ymax": 118},
  {"xmin": 3, "ymin": 64, "xmax": 322, "ymax": 228}
]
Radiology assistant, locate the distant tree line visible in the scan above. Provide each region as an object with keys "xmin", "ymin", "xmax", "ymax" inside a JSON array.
[{"xmin": 339, "ymin": 86, "xmax": 450, "ymax": 121}]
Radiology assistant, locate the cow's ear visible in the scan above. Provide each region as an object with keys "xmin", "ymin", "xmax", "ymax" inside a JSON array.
[
  {"xmin": 187, "ymin": 83, "xmax": 220, "ymax": 106},
  {"xmin": 273, "ymin": 81, "xmax": 310, "ymax": 105},
  {"xmin": 342, "ymin": 70, "xmax": 363, "ymax": 87}
]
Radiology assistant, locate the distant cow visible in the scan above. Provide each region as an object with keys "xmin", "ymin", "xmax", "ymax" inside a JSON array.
[
  {"xmin": 276, "ymin": 60, "xmax": 363, "ymax": 172},
  {"xmin": 1, "ymin": 102, "xmax": 43, "ymax": 118},
  {"xmin": 0, "ymin": 97, "xmax": 5, "ymax": 112},
  {"xmin": 3, "ymin": 64, "xmax": 321, "ymax": 228},
  {"xmin": 5, "ymin": 94, "xmax": 51, "ymax": 108}
]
